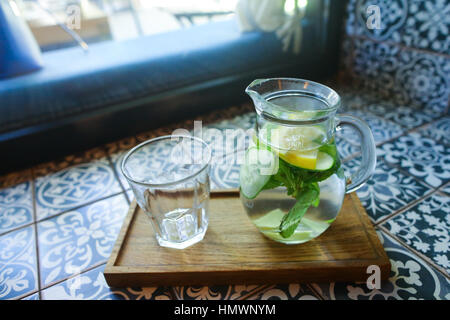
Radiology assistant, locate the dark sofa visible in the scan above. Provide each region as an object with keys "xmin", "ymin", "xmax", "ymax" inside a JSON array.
[{"xmin": 0, "ymin": 1, "xmax": 345, "ymax": 173}]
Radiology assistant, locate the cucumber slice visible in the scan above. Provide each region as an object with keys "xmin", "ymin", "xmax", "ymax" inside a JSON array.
[
  {"xmin": 314, "ymin": 152, "xmax": 334, "ymax": 171},
  {"xmin": 253, "ymin": 209, "xmax": 285, "ymax": 231},
  {"xmin": 262, "ymin": 230, "xmax": 312, "ymax": 242},
  {"xmin": 239, "ymin": 147, "xmax": 275, "ymax": 199}
]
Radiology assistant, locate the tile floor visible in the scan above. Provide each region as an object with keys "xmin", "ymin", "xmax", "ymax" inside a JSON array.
[{"xmin": 0, "ymin": 88, "xmax": 448, "ymax": 300}]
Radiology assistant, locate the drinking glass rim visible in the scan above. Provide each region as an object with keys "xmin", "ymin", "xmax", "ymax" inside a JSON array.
[{"xmin": 121, "ymin": 135, "xmax": 212, "ymax": 188}]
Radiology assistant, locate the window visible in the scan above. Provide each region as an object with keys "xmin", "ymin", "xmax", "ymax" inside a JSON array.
[{"xmin": 18, "ymin": 0, "xmax": 238, "ymax": 51}]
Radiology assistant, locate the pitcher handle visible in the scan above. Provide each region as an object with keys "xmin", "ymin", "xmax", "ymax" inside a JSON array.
[{"xmin": 336, "ymin": 114, "xmax": 377, "ymax": 194}]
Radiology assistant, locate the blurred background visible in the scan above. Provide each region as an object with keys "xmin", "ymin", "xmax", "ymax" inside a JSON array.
[
  {"xmin": 20, "ymin": 0, "xmax": 239, "ymax": 51},
  {"xmin": 0, "ymin": 0, "xmax": 448, "ymax": 173}
]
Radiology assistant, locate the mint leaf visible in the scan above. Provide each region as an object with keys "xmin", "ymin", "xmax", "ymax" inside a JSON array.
[{"xmin": 279, "ymin": 186, "xmax": 320, "ymax": 238}]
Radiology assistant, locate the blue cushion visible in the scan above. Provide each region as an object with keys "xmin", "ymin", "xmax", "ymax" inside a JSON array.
[{"xmin": 0, "ymin": 19, "xmax": 291, "ymax": 135}]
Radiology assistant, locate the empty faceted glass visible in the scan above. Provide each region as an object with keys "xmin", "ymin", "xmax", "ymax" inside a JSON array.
[{"xmin": 121, "ymin": 135, "xmax": 211, "ymax": 249}]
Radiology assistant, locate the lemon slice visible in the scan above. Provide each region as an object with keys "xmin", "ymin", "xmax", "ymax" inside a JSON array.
[
  {"xmin": 282, "ymin": 149, "xmax": 318, "ymax": 170},
  {"xmin": 258, "ymin": 125, "xmax": 334, "ymax": 171},
  {"xmin": 283, "ymin": 150, "xmax": 334, "ymax": 171},
  {"xmin": 265, "ymin": 126, "xmax": 324, "ymax": 152}
]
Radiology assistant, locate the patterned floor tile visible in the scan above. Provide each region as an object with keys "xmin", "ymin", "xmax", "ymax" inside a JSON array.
[
  {"xmin": 37, "ymin": 194, "xmax": 128, "ymax": 287},
  {"xmin": 34, "ymin": 157, "xmax": 122, "ymax": 220},
  {"xmin": 440, "ymin": 183, "xmax": 450, "ymax": 196},
  {"xmin": 382, "ymin": 192, "xmax": 450, "ymax": 274},
  {"xmin": 126, "ymin": 190, "xmax": 134, "ymax": 203},
  {"xmin": 419, "ymin": 117, "xmax": 450, "ymax": 146},
  {"xmin": 172, "ymin": 284, "xmax": 265, "ymax": 300},
  {"xmin": 343, "ymin": 0, "xmax": 356, "ymax": 35},
  {"xmin": 364, "ymin": 102, "xmax": 436, "ymax": 129},
  {"xmin": 345, "ymin": 158, "xmax": 432, "ymax": 223},
  {"xmin": 206, "ymin": 112, "xmax": 256, "ymax": 131},
  {"xmin": 378, "ymin": 132, "xmax": 450, "ymax": 188},
  {"xmin": 210, "ymin": 150, "xmax": 243, "ymax": 190},
  {"xmin": 0, "ymin": 225, "xmax": 38, "ymax": 299},
  {"xmin": 340, "ymin": 109, "xmax": 404, "ymax": 146},
  {"xmin": 135, "ymin": 104, "xmax": 254, "ymax": 142},
  {"xmin": 351, "ymin": 38, "xmax": 450, "ymax": 114},
  {"xmin": 351, "ymin": 38, "xmax": 401, "ymax": 100},
  {"xmin": 109, "ymin": 152, "xmax": 130, "ymax": 190},
  {"xmin": 336, "ymin": 136, "xmax": 360, "ymax": 160},
  {"xmin": 354, "ymin": 0, "xmax": 405, "ymax": 43},
  {"xmin": 336, "ymin": 86, "xmax": 377, "ymax": 113},
  {"xmin": 207, "ymin": 127, "xmax": 254, "ymax": 156},
  {"xmin": 200, "ymin": 125, "xmax": 251, "ymax": 165},
  {"xmin": 400, "ymin": 0, "xmax": 450, "ymax": 54},
  {"xmin": 41, "ymin": 264, "xmax": 172, "ymax": 300},
  {"xmin": 311, "ymin": 230, "xmax": 450, "ymax": 300},
  {"xmin": 22, "ymin": 292, "xmax": 40, "ymax": 300},
  {"xmin": 0, "ymin": 182, "xmax": 33, "ymax": 234},
  {"xmin": 394, "ymin": 49, "xmax": 450, "ymax": 115},
  {"xmin": 248, "ymin": 284, "xmax": 320, "ymax": 300},
  {"xmin": 104, "ymin": 136, "xmax": 139, "ymax": 190}
]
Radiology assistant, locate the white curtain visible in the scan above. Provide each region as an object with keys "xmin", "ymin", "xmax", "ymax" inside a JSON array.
[{"xmin": 235, "ymin": 0, "xmax": 305, "ymax": 54}]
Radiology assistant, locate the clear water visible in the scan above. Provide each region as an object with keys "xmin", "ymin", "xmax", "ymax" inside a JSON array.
[
  {"xmin": 240, "ymin": 94, "xmax": 345, "ymax": 244},
  {"xmin": 241, "ymin": 170, "xmax": 345, "ymax": 244}
]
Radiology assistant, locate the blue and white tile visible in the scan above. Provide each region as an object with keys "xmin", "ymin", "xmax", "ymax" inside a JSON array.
[
  {"xmin": 440, "ymin": 183, "xmax": 450, "ymax": 196},
  {"xmin": 344, "ymin": 0, "xmax": 356, "ymax": 35},
  {"xmin": 378, "ymin": 132, "xmax": 450, "ymax": 188},
  {"xmin": 336, "ymin": 136, "xmax": 360, "ymax": 160},
  {"xmin": 338, "ymin": 37, "xmax": 356, "ymax": 81},
  {"xmin": 337, "ymin": 86, "xmax": 377, "ymax": 113},
  {"xmin": 0, "ymin": 226, "xmax": 38, "ymax": 299},
  {"xmin": 311, "ymin": 230, "xmax": 449, "ymax": 299},
  {"xmin": 210, "ymin": 150, "xmax": 243, "ymax": 190},
  {"xmin": 401, "ymin": 0, "xmax": 450, "ymax": 54},
  {"xmin": 104, "ymin": 135, "xmax": 139, "ymax": 191},
  {"xmin": 126, "ymin": 189, "xmax": 135, "ymax": 204},
  {"xmin": 395, "ymin": 50, "xmax": 450, "ymax": 114},
  {"xmin": 383, "ymin": 192, "xmax": 450, "ymax": 274},
  {"xmin": 109, "ymin": 152, "xmax": 130, "ymax": 190},
  {"xmin": 345, "ymin": 158, "xmax": 432, "ymax": 223},
  {"xmin": 352, "ymin": 37, "xmax": 401, "ymax": 100},
  {"xmin": 351, "ymin": 38, "xmax": 449, "ymax": 113},
  {"xmin": 37, "ymin": 194, "xmax": 128, "ymax": 287},
  {"xmin": 248, "ymin": 284, "xmax": 320, "ymax": 300},
  {"xmin": 35, "ymin": 158, "xmax": 122, "ymax": 220},
  {"xmin": 207, "ymin": 112, "xmax": 256, "ymax": 131},
  {"xmin": 355, "ymin": 0, "xmax": 406, "ymax": 43},
  {"xmin": 339, "ymin": 109, "xmax": 404, "ymax": 146},
  {"xmin": 364, "ymin": 102, "xmax": 436, "ymax": 129},
  {"xmin": 419, "ymin": 117, "xmax": 450, "ymax": 147},
  {"xmin": 0, "ymin": 182, "xmax": 33, "ymax": 234},
  {"xmin": 41, "ymin": 264, "xmax": 172, "ymax": 300},
  {"xmin": 197, "ymin": 113, "xmax": 255, "ymax": 160},
  {"xmin": 22, "ymin": 292, "xmax": 40, "ymax": 300},
  {"xmin": 173, "ymin": 284, "xmax": 265, "ymax": 300},
  {"xmin": 201, "ymin": 126, "xmax": 251, "ymax": 162}
]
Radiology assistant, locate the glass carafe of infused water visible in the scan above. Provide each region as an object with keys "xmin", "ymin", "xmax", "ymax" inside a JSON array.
[{"xmin": 240, "ymin": 78, "xmax": 376, "ymax": 244}]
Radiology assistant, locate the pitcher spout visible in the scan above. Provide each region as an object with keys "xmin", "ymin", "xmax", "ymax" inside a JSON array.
[{"xmin": 245, "ymin": 79, "xmax": 266, "ymax": 103}]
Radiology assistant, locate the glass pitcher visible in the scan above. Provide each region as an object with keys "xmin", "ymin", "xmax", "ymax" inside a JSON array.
[{"xmin": 240, "ymin": 78, "xmax": 376, "ymax": 244}]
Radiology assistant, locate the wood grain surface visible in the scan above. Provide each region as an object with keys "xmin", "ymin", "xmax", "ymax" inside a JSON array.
[{"xmin": 104, "ymin": 189, "xmax": 390, "ymax": 287}]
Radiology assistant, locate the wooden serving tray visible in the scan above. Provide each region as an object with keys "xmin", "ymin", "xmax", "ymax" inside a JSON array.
[{"xmin": 104, "ymin": 189, "xmax": 390, "ymax": 287}]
